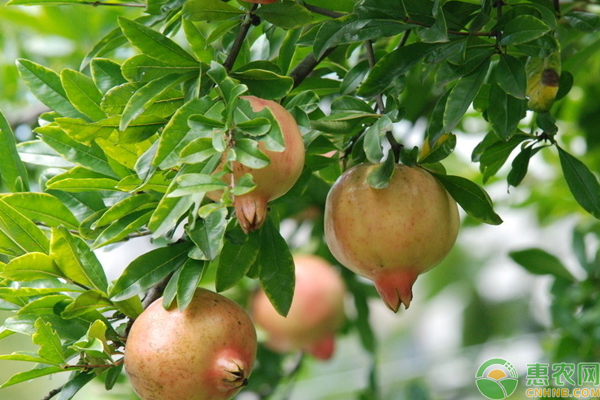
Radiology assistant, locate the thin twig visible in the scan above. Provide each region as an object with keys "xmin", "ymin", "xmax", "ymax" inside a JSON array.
[
  {"xmin": 62, "ymin": 359, "xmax": 124, "ymax": 370},
  {"xmin": 41, "ymin": 386, "xmax": 64, "ymax": 400},
  {"xmin": 289, "ymin": 47, "xmax": 336, "ymax": 88},
  {"xmin": 302, "ymin": 2, "xmax": 345, "ymax": 18},
  {"xmin": 224, "ymin": 4, "xmax": 259, "ymax": 72},
  {"xmin": 364, "ymin": 40, "xmax": 402, "ymax": 162}
]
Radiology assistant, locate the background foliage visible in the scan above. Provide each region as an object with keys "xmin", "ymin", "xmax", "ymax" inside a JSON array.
[{"xmin": 1, "ymin": 0, "xmax": 600, "ymax": 399}]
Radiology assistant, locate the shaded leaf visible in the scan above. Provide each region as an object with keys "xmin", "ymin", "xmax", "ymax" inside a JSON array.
[
  {"xmin": 557, "ymin": 146, "xmax": 600, "ymax": 219},
  {"xmin": 510, "ymin": 248, "xmax": 575, "ymax": 281},
  {"xmin": 0, "ymin": 109, "xmax": 30, "ymax": 192}
]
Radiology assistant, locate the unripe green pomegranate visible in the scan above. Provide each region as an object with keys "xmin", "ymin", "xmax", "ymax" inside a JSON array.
[
  {"xmin": 251, "ymin": 254, "xmax": 346, "ymax": 360},
  {"xmin": 208, "ymin": 95, "xmax": 305, "ymax": 233},
  {"xmin": 124, "ymin": 288, "xmax": 257, "ymax": 400},
  {"xmin": 324, "ymin": 163, "xmax": 459, "ymax": 312}
]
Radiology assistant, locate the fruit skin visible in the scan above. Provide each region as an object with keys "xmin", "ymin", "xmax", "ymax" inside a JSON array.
[
  {"xmin": 125, "ymin": 288, "xmax": 257, "ymax": 400},
  {"xmin": 208, "ymin": 95, "xmax": 305, "ymax": 233},
  {"xmin": 324, "ymin": 163, "xmax": 459, "ymax": 312},
  {"xmin": 251, "ymin": 254, "xmax": 346, "ymax": 360}
]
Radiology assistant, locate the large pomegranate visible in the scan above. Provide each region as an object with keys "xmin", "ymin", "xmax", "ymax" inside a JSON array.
[
  {"xmin": 125, "ymin": 288, "xmax": 257, "ymax": 400},
  {"xmin": 324, "ymin": 163, "xmax": 459, "ymax": 312},
  {"xmin": 251, "ymin": 254, "xmax": 346, "ymax": 360},
  {"xmin": 208, "ymin": 95, "xmax": 305, "ymax": 233}
]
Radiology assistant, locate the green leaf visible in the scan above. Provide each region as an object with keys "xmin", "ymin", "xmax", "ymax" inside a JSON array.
[
  {"xmin": 0, "ymin": 109, "xmax": 30, "ymax": 192},
  {"xmin": 153, "ymin": 97, "xmax": 216, "ymax": 169},
  {"xmin": 182, "ymin": 0, "xmax": 245, "ymax": 21},
  {"xmin": 61, "ymin": 290, "xmax": 113, "ymax": 319},
  {"xmin": 36, "ymin": 125, "xmax": 115, "ymax": 178},
  {"xmin": 182, "ymin": 20, "xmax": 215, "ymax": 63},
  {"xmin": 33, "ymin": 318, "xmax": 65, "ymax": 365},
  {"xmin": 1, "ymin": 253, "xmax": 64, "ymax": 281},
  {"xmin": 216, "ymin": 230, "xmax": 259, "ymax": 292},
  {"xmin": 122, "ymin": 54, "xmax": 200, "ymax": 83},
  {"xmin": 186, "ymin": 208, "xmax": 228, "ymax": 261},
  {"xmin": 557, "ymin": 146, "xmax": 600, "ymax": 219},
  {"xmin": 495, "ymin": 54, "xmax": 527, "ymax": 100},
  {"xmin": 118, "ymin": 17, "xmax": 199, "ymax": 67},
  {"xmin": 0, "ymin": 352, "xmax": 48, "ymax": 364},
  {"xmin": 80, "ymin": 26, "xmax": 128, "ymax": 70},
  {"xmin": 487, "ymin": 83, "xmax": 527, "ymax": 141},
  {"xmin": 499, "ymin": 15, "xmax": 550, "ymax": 46},
  {"xmin": 109, "ymin": 242, "xmax": 192, "ymax": 301},
  {"xmin": 234, "ymin": 139, "xmax": 270, "ymax": 169},
  {"xmin": 50, "ymin": 227, "xmax": 109, "ymax": 293},
  {"xmin": 17, "ymin": 140, "xmax": 74, "ymax": 168},
  {"xmin": 510, "ymin": 248, "xmax": 575, "ymax": 281},
  {"xmin": 231, "ymin": 69, "xmax": 294, "ymax": 100},
  {"xmin": 366, "ymin": 151, "xmax": 396, "ymax": 189},
  {"xmin": 254, "ymin": 1, "xmax": 313, "ymax": 30},
  {"xmin": 363, "ymin": 116, "xmax": 394, "ymax": 163},
  {"xmin": 507, "ymin": 145, "xmax": 541, "ymax": 188},
  {"xmin": 169, "ymin": 173, "xmax": 227, "ymax": 197},
  {"xmin": 175, "ymin": 259, "xmax": 204, "ymax": 310},
  {"xmin": 419, "ymin": 134, "xmax": 456, "ymax": 164},
  {"xmin": 90, "ymin": 58, "xmax": 126, "ymax": 94},
  {"xmin": 443, "ymin": 57, "xmax": 490, "ymax": 132},
  {"xmin": 230, "ymin": 173, "xmax": 256, "ymax": 196},
  {"xmin": 0, "ymin": 199, "xmax": 50, "ymax": 256},
  {"xmin": 93, "ymin": 194, "xmax": 156, "ymax": 229},
  {"xmin": 359, "ymin": 43, "xmax": 437, "ymax": 97},
  {"xmin": 564, "ymin": 11, "xmax": 600, "ymax": 32},
  {"xmin": 15, "ymin": 59, "xmax": 85, "ymax": 119},
  {"xmin": 91, "ymin": 210, "xmax": 152, "ymax": 249},
  {"xmin": 0, "ymin": 366, "xmax": 64, "ymax": 389},
  {"xmin": 57, "ymin": 372, "xmax": 95, "ymax": 400},
  {"xmin": 180, "ymin": 138, "xmax": 218, "ymax": 164},
  {"xmin": 1, "ymin": 192, "xmax": 79, "ymax": 230},
  {"xmin": 432, "ymin": 173, "xmax": 503, "ymax": 225},
  {"xmin": 120, "ymin": 73, "xmax": 195, "ymax": 131},
  {"xmin": 60, "ymin": 69, "xmax": 106, "ymax": 121},
  {"xmin": 258, "ymin": 218, "xmax": 294, "ymax": 317},
  {"xmin": 101, "ymin": 83, "xmax": 183, "ymax": 118}
]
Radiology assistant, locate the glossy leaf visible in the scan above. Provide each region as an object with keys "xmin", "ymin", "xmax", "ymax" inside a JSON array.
[
  {"xmin": 0, "ymin": 109, "xmax": 29, "ymax": 192},
  {"xmin": 182, "ymin": 0, "xmax": 245, "ymax": 21},
  {"xmin": 216, "ymin": 230, "xmax": 259, "ymax": 292},
  {"xmin": 557, "ymin": 146, "xmax": 600, "ymax": 219},
  {"xmin": 258, "ymin": 218, "xmax": 295, "ymax": 317},
  {"xmin": 366, "ymin": 150, "xmax": 396, "ymax": 189},
  {"xmin": 0, "ymin": 199, "xmax": 50, "ymax": 256},
  {"xmin": 564, "ymin": 11, "xmax": 600, "ymax": 32},
  {"xmin": 1, "ymin": 193, "xmax": 78, "ymax": 230},
  {"xmin": 363, "ymin": 115, "xmax": 394, "ymax": 163},
  {"xmin": 510, "ymin": 248, "xmax": 575, "ymax": 281},
  {"xmin": 32, "ymin": 318, "xmax": 65, "ymax": 365},
  {"xmin": 1, "ymin": 252, "xmax": 64, "ymax": 282},
  {"xmin": 90, "ymin": 58, "xmax": 126, "ymax": 94},
  {"xmin": 500, "ymin": 15, "xmax": 550, "ymax": 46},
  {"xmin": 91, "ymin": 210, "xmax": 152, "ymax": 249},
  {"xmin": 118, "ymin": 17, "xmax": 198, "ymax": 67},
  {"xmin": 432, "ymin": 173, "xmax": 503, "ymax": 225},
  {"xmin": 109, "ymin": 242, "xmax": 192, "ymax": 301},
  {"xmin": 175, "ymin": 259, "xmax": 204, "ymax": 310},
  {"xmin": 187, "ymin": 208, "xmax": 227, "ymax": 261},
  {"xmin": 61, "ymin": 290, "xmax": 113, "ymax": 319},
  {"xmin": 234, "ymin": 139, "xmax": 270, "ymax": 169},
  {"xmin": 50, "ymin": 227, "xmax": 109, "ymax": 293},
  {"xmin": 495, "ymin": 54, "xmax": 527, "ymax": 100},
  {"xmin": 487, "ymin": 83, "xmax": 527, "ymax": 141},
  {"xmin": 60, "ymin": 69, "xmax": 106, "ymax": 121},
  {"xmin": 231, "ymin": 69, "xmax": 293, "ymax": 100},
  {"xmin": 15, "ymin": 59, "xmax": 85, "ymax": 119},
  {"xmin": 0, "ymin": 366, "xmax": 64, "ymax": 389},
  {"xmin": 254, "ymin": 1, "xmax": 313, "ymax": 30}
]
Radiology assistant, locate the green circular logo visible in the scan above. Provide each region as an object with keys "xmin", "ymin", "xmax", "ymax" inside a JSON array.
[{"xmin": 475, "ymin": 358, "xmax": 519, "ymax": 399}]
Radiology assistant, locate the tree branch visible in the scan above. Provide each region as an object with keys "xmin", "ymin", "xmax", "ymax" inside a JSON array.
[
  {"xmin": 289, "ymin": 47, "xmax": 336, "ymax": 88},
  {"xmin": 224, "ymin": 4, "xmax": 259, "ymax": 72},
  {"xmin": 41, "ymin": 386, "xmax": 64, "ymax": 400},
  {"xmin": 302, "ymin": 2, "xmax": 345, "ymax": 18},
  {"xmin": 85, "ymin": 1, "xmax": 145, "ymax": 7},
  {"xmin": 365, "ymin": 40, "xmax": 402, "ymax": 162}
]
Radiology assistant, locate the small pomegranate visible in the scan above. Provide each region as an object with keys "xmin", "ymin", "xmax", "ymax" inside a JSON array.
[
  {"xmin": 125, "ymin": 288, "xmax": 257, "ymax": 400},
  {"xmin": 251, "ymin": 254, "xmax": 346, "ymax": 360},
  {"xmin": 208, "ymin": 95, "xmax": 305, "ymax": 233},
  {"xmin": 324, "ymin": 163, "xmax": 459, "ymax": 312}
]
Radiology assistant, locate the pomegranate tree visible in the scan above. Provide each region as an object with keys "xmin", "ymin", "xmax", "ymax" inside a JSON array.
[
  {"xmin": 324, "ymin": 163, "xmax": 460, "ymax": 312},
  {"xmin": 251, "ymin": 254, "xmax": 346, "ymax": 360},
  {"xmin": 124, "ymin": 288, "xmax": 257, "ymax": 400},
  {"xmin": 208, "ymin": 95, "xmax": 305, "ymax": 233}
]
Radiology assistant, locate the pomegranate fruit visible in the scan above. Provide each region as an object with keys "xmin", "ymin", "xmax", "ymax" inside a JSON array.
[
  {"xmin": 208, "ymin": 95, "xmax": 305, "ymax": 233},
  {"xmin": 324, "ymin": 163, "xmax": 459, "ymax": 312},
  {"xmin": 251, "ymin": 254, "xmax": 346, "ymax": 360},
  {"xmin": 125, "ymin": 288, "xmax": 257, "ymax": 400}
]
